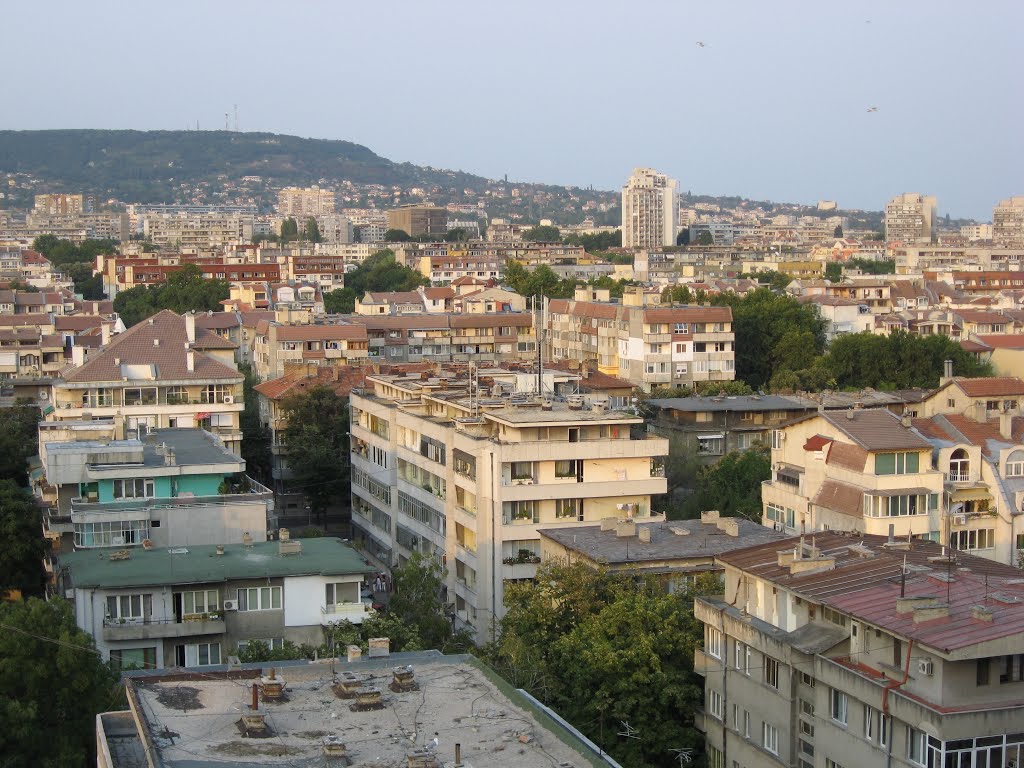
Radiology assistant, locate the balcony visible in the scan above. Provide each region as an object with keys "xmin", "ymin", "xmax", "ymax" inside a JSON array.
[
  {"xmin": 71, "ymin": 476, "xmax": 273, "ymax": 516},
  {"xmin": 946, "ymin": 472, "xmax": 970, "ymax": 484},
  {"xmin": 102, "ymin": 615, "xmax": 225, "ymax": 641},
  {"xmin": 320, "ymin": 602, "xmax": 374, "ymax": 626}
]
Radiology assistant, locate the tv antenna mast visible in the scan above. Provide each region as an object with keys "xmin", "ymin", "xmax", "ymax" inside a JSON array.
[
  {"xmin": 669, "ymin": 747, "xmax": 694, "ymax": 765},
  {"xmin": 224, "ymin": 112, "xmax": 230, "ymax": 131},
  {"xmin": 234, "ymin": 104, "xmax": 239, "ymax": 132},
  {"xmin": 617, "ymin": 722, "xmax": 640, "ymax": 740}
]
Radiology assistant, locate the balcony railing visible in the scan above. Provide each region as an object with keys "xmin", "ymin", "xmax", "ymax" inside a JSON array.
[
  {"xmin": 101, "ymin": 614, "xmax": 225, "ymax": 641},
  {"xmin": 946, "ymin": 472, "xmax": 970, "ymax": 483},
  {"xmin": 320, "ymin": 602, "xmax": 373, "ymax": 625}
]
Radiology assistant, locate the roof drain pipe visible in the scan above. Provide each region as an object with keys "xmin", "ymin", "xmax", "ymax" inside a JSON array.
[{"xmin": 883, "ymin": 637, "xmax": 914, "ymax": 768}]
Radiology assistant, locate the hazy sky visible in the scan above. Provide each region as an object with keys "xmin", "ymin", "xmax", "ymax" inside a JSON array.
[{"xmin": 4, "ymin": 0, "xmax": 1021, "ymax": 219}]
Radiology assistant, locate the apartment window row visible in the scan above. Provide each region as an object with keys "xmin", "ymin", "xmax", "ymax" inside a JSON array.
[
  {"xmin": 75, "ymin": 518, "xmax": 149, "ymax": 548},
  {"xmin": 419, "ymin": 435, "xmax": 447, "ymax": 465},
  {"xmin": 950, "ymin": 528, "xmax": 994, "ymax": 551},
  {"xmin": 237, "ymin": 586, "xmax": 281, "ymax": 611},
  {"xmin": 766, "ymin": 503, "xmax": 796, "ymax": 529},
  {"xmin": 874, "ymin": 451, "xmax": 920, "ymax": 475},
  {"xmin": 453, "ymin": 449, "xmax": 476, "ymax": 480},
  {"xmin": 113, "ymin": 478, "xmax": 156, "ymax": 500},
  {"xmin": 353, "ymin": 499, "xmax": 392, "ymax": 534},
  {"xmin": 397, "ymin": 491, "xmax": 446, "ymax": 535},
  {"xmin": 352, "ymin": 466, "xmax": 392, "ymax": 505},
  {"xmin": 398, "ymin": 459, "xmax": 446, "ymax": 498},
  {"xmin": 863, "ymin": 492, "xmax": 937, "ymax": 518}
]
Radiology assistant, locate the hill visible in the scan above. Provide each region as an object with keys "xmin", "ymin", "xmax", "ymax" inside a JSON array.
[{"xmin": 0, "ymin": 129, "xmax": 493, "ymax": 204}]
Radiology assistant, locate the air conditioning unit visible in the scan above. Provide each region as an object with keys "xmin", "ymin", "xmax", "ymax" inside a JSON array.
[
  {"xmin": 917, "ymin": 659, "xmax": 934, "ymax": 676},
  {"xmin": 953, "ymin": 514, "xmax": 967, "ymax": 526},
  {"xmin": 222, "ymin": 600, "xmax": 238, "ymax": 611},
  {"xmin": 223, "ymin": 395, "xmax": 234, "ymax": 404}
]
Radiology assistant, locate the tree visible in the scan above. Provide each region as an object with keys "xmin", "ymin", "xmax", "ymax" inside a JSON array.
[
  {"xmin": 487, "ymin": 562, "xmax": 715, "ymax": 767},
  {"xmin": 676, "ymin": 228, "xmax": 690, "ymax": 246},
  {"xmin": 834, "ymin": 224, "xmax": 844, "ymax": 239},
  {"xmin": 388, "ymin": 553, "xmax": 467, "ymax": 651},
  {"xmin": 304, "ymin": 217, "xmax": 322, "ymax": 243},
  {"xmin": 444, "ymin": 227, "xmax": 468, "ymax": 243},
  {"xmin": 238, "ymin": 364, "xmax": 271, "ymax": 481},
  {"xmin": 825, "ymin": 262, "xmax": 843, "ymax": 282},
  {"xmin": 281, "ymin": 386, "xmax": 350, "ymax": 521},
  {"xmin": 280, "ymin": 217, "xmax": 299, "ymax": 242},
  {"xmin": 0, "ymin": 598, "xmax": 122, "ymax": 768},
  {"xmin": 849, "ymin": 257, "xmax": 896, "ymax": 275},
  {"xmin": 384, "ymin": 228, "xmax": 411, "ymax": 242},
  {"xmin": 696, "ymin": 230, "xmax": 714, "ymax": 246},
  {"xmin": 324, "ymin": 287, "xmax": 356, "ymax": 314},
  {"xmin": 522, "ymin": 224, "xmax": 561, "ymax": 242},
  {"xmin": 679, "ymin": 445, "xmax": 771, "ymax": 520},
  {"xmin": 0, "ymin": 480, "xmax": 46, "ymax": 596},
  {"xmin": 0, "ymin": 400, "xmax": 40, "ymax": 485},
  {"xmin": 562, "ymin": 230, "xmax": 622, "ymax": 251},
  {"xmin": 31, "ymin": 236, "xmax": 117, "ymax": 298},
  {"xmin": 661, "ymin": 284, "xmax": 693, "ymax": 305},
  {"xmin": 113, "ymin": 264, "xmax": 231, "ymax": 326}
]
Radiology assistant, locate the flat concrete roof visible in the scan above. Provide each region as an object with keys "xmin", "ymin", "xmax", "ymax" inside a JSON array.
[
  {"xmin": 126, "ymin": 653, "xmax": 604, "ymax": 767},
  {"xmin": 540, "ymin": 518, "xmax": 788, "ymax": 565},
  {"xmin": 63, "ymin": 538, "xmax": 375, "ymax": 589},
  {"xmin": 46, "ymin": 428, "xmax": 240, "ymax": 471},
  {"xmin": 647, "ymin": 394, "xmax": 811, "ymax": 413}
]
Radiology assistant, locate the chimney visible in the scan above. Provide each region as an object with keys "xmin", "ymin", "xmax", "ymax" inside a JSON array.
[
  {"xmin": 186, "ymin": 350, "xmax": 195, "ymax": 372},
  {"xmin": 71, "ymin": 345, "xmax": 85, "ymax": 367},
  {"xmin": 901, "ymin": 414, "xmax": 912, "ymax": 428},
  {"xmin": 600, "ymin": 517, "xmax": 618, "ymax": 532},
  {"xmin": 1000, "ymin": 411, "xmax": 1014, "ymax": 440},
  {"xmin": 615, "ymin": 518, "xmax": 637, "ymax": 538},
  {"xmin": 100, "ymin": 322, "xmax": 111, "ymax": 346},
  {"xmin": 185, "ymin": 311, "xmax": 196, "ymax": 343},
  {"xmin": 700, "ymin": 510, "xmax": 721, "ymax": 524},
  {"xmin": 638, "ymin": 526, "xmax": 652, "ymax": 543},
  {"xmin": 942, "ymin": 359, "xmax": 954, "ymax": 383}
]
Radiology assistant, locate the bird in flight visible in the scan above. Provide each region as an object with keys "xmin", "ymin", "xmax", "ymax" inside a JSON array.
[
  {"xmin": 696, "ymin": 41, "xmax": 706, "ymax": 48},
  {"xmin": 866, "ymin": 106, "xmax": 879, "ymax": 113}
]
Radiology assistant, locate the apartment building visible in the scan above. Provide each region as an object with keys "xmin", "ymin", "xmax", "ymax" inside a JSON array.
[
  {"xmin": 695, "ymin": 532, "xmax": 1024, "ymax": 768},
  {"xmin": 761, "ymin": 408, "xmax": 946, "ymax": 540},
  {"xmin": 545, "ymin": 300, "xmax": 735, "ymax": 390},
  {"xmin": 349, "ymin": 370, "xmax": 668, "ymax": 640},
  {"xmin": 252, "ymin": 321, "xmax": 369, "ymax": 380},
  {"xmin": 886, "ymin": 193, "xmax": 937, "ymax": 244},
  {"xmin": 33, "ymin": 193, "xmax": 94, "ymax": 216},
  {"xmin": 386, "ymin": 204, "xmax": 447, "ymax": 237},
  {"xmin": 647, "ymin": 394, "xmax": 816, "ymax": 460},
  {"xmin": 39, "ymin": 427, "xmax": 272, "ymax": 555},
  {"xmin": 897, "ymin": 246, "xmax": 1024, "ymax": 274},
  {"xmin": 993, "ymin": 196, "xmax": 1024, "ymax": 246},
  {"xmin": 276, "ymin": 186, "xmax": 337, "ymax": 218},
  {"xmin": 622, "ymin": 168, "xmax": 679, "ymax": 249},
  {"xmin": 48, "ymin": 310, "xmax": 245, "ymax": 453},
  {"xmin": 60, "ymin": 536, "xmax": 372, "ymax": 670},
  {"xmin": 141, "ymin": 213, "xmax": 254, "ymax": 250}
]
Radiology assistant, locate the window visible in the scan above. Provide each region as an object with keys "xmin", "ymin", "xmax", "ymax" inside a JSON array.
[
  {"xmin": 874, "ymin": 451, "xmax": 920, "ymax": 475},
  {"xmin": 799, "ymin": 670, "xmax": 815, "ymax": 687},
  {"xmin": 708, "ymin": 688, "xmax": 723, "ymax": 720},
  {"xmin": 949, "ymin": 528, "xmax": 995, "ymax": 551},
  {"xmin": 706, "ymin": 626, "xmax": 722, "ymax": 658},
  {"xmin": 509, "ymin": 461, "xmax": 534, "ymax": 481},
  {"xmin": 502, "ymin": 500, "xmax": 539, "ymax": 524},
  {"xmin": 772, "ymin": 430, "xmax": 784, "ymax": 450},
  {"xmin": 742, "ymin": 709, "xmax": 750, "ymax": 738},
  {"xmin": 698, "ymin": 435, "xmax": 724, "ymax": 455},
  {"xmin": 764, "ymin": 657, "xmax": 779, "ymax": 689},
  {"xmin": 762, "ymin": 722, "xmax": 779, "ymax": 755},
  {"xmin": 74, "ymin": 518, "xmax": 149, "ymax": 548},
  {"xmin": 999, "ymin": 653, "xmax": 1024, "ymax": 683},
  {"xmin": 176, "ymin": 642, "xmax": 221, "ymax": 667},
  {"xmin": 555, "ymin": 459, "xmax": 581, "ymax": 479},
  {"xmin": 864, "ymin": 706, "xmax": 879, "ymax": 741},
  {"xmin": 977, "ymin": 657, "xmax": 990, "ymax": 686},
  {"xmin": 825, "ymin": 760, "xmax": 845, "ymax": 768},
  {"xmin": 453, "ymin": 449, "xmax": 476, "ymax": 480},
  {"xmin": 110, "ymin": 647, "xmax": 157, "ymax": 671},
  {"xmin": 949, "ymin": 448, "xmax": 970, "ymax": 481},
  {"xmin": 907, "ymin": 726, "xmax": 926, "ymax": 765},
  {"xmin": 894, "ymin": 638, "xmax": 903, "ymax": 669},
  {"xmin": 675, "ymin": 363, "xmax": 688, "ymax": 376},
  {"xmin": 325, "ymin": 581, "xmax": 358, "ymax": 606},
  {"xmin": 799, "ymin": 698, "xmax": 815, "ymax": 717},
  {"xmin": 237, "ymin": 586, "xmax": 282, "ymax": 611},
  {"xmin": 734, "ymin": 641, "xmax": 751, "ymax": 674},
  {"xmin": 830, "ymin": 688, "xmax": 848, "ymax": 725},
  {"xmin": 113, "ymin": 478, "xmax": 155, "ymax": 499},
  {"xmin": 707, "ymin": 745, "xmax": 724, "ymax": 768},
  {"xmin": 179, "ymin": 589, "xmax": 219, "ymax": 617},
  {"xmin": 674, "ymin": 323, "xmax": 689, "ymax": 334},
  {"xmin": 106, "ymin": 593, "xmax": 153, "ymax": 622},
  {"xmin": 555, "ymin": 498, "xmax": 583, "ymax": 520},
  {"xmin": 1006, "ymin": 450, "xmax": 1024, "ymax": 477}
]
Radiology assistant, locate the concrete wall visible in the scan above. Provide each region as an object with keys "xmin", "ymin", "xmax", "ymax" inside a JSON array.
[{"xmin": 283, "ymin": 574, "xmax": 362, "ymax": 628}]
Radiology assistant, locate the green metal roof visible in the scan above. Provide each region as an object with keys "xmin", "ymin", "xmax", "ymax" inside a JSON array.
[{"xmin": 63, "ymin": 538, "xmax": 376, "ymax": 589}]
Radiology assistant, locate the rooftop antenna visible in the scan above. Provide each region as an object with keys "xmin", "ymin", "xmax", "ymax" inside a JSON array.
[
  {"xmin": 224, "ymin": 112, "xmax": 230, "ymax": 131},
  {"xmin": 900, "ymin": 554, "xmax": 907, "ymax": 598},
  {"xmin": 234, "ymin": 104, "xmax": 239, "ymax": 132}
]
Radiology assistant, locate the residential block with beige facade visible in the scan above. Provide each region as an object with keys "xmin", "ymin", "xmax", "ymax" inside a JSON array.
[
  {"xmin": 886, "ymin": 193, "xmax": 937, "ymax": 245},
  {"xmin": 349, "ymin": 370, "xmax": 668, "ymax": 641},
  {"xmin": 696, "ymin": 532, "xmax": 1024, "ymax": 768},
  {"xmin": 545, "ymin": 299, "xmax": 735, "ymax": 390}
]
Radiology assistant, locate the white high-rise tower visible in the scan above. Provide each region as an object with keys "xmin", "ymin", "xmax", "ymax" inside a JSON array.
[{"xmin": 621, "ymin": 168, "xmax": 679, "ymax": 249}]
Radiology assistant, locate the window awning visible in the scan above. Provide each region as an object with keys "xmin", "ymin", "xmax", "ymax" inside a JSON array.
[
  {"xmin": 698, "ymin": 434, "xmax": 724, "ymax": 440},
  {"xmin": 949, "ymin": 487, "xmax": 992, "ymax": 502},
  {"xmin": 870, "ymin": 487, "xmax": 933, "ymax": 497}
]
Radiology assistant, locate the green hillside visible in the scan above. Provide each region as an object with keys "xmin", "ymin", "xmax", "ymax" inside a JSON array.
[{"xmin": 0, "ymin": 129, "xmax": 488, "ymax": 204}]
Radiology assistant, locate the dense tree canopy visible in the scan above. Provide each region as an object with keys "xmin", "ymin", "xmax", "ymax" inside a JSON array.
[
  {"xmin": 522, "ymin": 224, "xmax": 561, "ymax": 242},
  {"xmin": 279, "ymin": 217, "xmax": 299, "ymax": 241},
  {"xmin": 562, "ymin": 229, "xmax": 621, "ymax": 251},
  {"xmin": 0, "ymin": 400, "xmax": 40, "ymax": 486},
  {"xmin": 303, "ymin": 217, "xmax": 321, "ymax": 243},
  {"xmin": 0, "ymin": 480, "xmax": 46, "ymax": 596},
  {"xmin": 323, "ymin": 249, "xmax": 428, "ymax": 314},
  {"xmin": 113, "ymin": 264, "xmax": 230, "ymax": 326},
  {"xmin": 31, "ymin": 236, "xmax": 116, "ymax": 299},
  {"xmin": 238, "ymin": 364, "xmax": 271, "ymax": 481},
  {"xmin": 0, "ymin": 598, "xmax": 122, "ymax": 768},
  {"xmin": 486, "ymin": 562, "xmax": 716, "ymax": 767},
  {"xmin": 388, "ymin": 553, "xmax": 471, "ymax": 652},
  {"xmin": 383, "ymin": 228, "xmax": 411, "ymax": 242},
  {"xmin": 677, "ymin": 446, "xmax": 771, "ymax": 520},
  {"xmin": 281, "ymin": 385, "xmax": 349, "ymax": 520},
  {"xmin": 849, "ymin": 257, "xmax": 896, "ymax": 274}
]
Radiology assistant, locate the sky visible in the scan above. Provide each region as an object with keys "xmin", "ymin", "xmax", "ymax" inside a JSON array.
[{"xmin": 4, "ymin": 0, "xmax": 1021, "ymax": 220}]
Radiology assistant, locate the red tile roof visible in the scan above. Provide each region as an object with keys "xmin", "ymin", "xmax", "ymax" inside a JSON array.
[
  {"xmin": 63, "ymin": 310, "xmax": 241, "ymax": 383},
  {"xmin": 975, "ymin": 334, "xmax": 1024, "ymax": 350},
  {"xmin": 803, "ymin": 434, "xmax": 832, "ymax": 451},
  {"xmin": 812, "ymin": 480, "xmax": 863, "ymax": 518},
  {"xmin": 954, "ymin": 377, "xmax": 1024, "ymax": 397},
  {"xmin": 825, "ymin": 441, "xmax": 869, "ymax": 472}
]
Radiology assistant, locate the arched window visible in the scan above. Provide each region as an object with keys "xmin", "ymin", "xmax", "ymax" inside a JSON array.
[
  {"xmin": 1006, "ymin": 450, "xmax": 1024, "ymax": 477},
  {"xmin": 949, "ymin": 448, "xmax": 970, "ymax": 482}
]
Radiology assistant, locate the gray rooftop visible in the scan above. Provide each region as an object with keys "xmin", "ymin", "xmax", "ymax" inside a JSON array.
[
  {"xmin": 122, "ymin": 654, "xmax": 603, "ymax": 767},
  {"xmin": 540, "ymin": 518, "xmax": 788, "ymax": 565},
  {"xmin": 647, "ymin": 394, "xmax": 812, "ymax": 413},
  {"xmin": 63, "ymin": 538, "xmax": 375, "ymax": 590}
]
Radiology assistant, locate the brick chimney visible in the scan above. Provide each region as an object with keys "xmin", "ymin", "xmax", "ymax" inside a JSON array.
[{"xmin": 185, "ymin": 311, "xmax": 196, "ymax": 343}]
